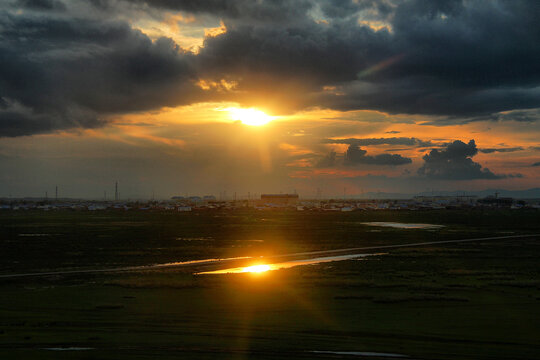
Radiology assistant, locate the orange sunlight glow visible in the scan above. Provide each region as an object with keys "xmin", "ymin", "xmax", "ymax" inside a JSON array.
[
  {"xmin": 228, "ymin": 107, "xmax": 274, "ymax": 126},
  {"xmin": 242, "ymin": 264, "xmax": 271, "ymax": 273}
]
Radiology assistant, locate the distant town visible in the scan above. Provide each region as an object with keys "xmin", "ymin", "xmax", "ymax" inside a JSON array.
[{"xmin": 1, "ymin": 192, "xmax": 539, "ymax": 212}]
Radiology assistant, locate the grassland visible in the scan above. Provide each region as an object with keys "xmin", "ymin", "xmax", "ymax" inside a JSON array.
[{"xmin": 0, "ymin": 209, "xmax": 539, "ymax": 359}]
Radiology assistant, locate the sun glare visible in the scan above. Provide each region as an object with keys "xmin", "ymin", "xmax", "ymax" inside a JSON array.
[
  {"xmin": 242, "ymin": 264, "xmax": 271, "ymax": 273},
  {"xmin": 228, "ymin": 107, "xmax": 273, "ymax": 126}
]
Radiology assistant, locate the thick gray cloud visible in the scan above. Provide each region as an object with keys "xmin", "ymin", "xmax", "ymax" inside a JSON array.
[
  {"xmin": 316, "ymin": 142, "xmax": 412, "ymax": 167},
  {"xmin": 0, "ymin": 9, "xmax": 201, "ymax": 136},
  {"xmin": 0, "ymin": 104, "xmax": 104, "ymax": 137},
  {"xmin": 16, "ymin": 0, "xmax": 66, "ymax": 10},
  {"xmin": 2, "ymin": 0, "xmax": 540, "ymax": 136},
  {"xmin": 194, "ymin": 0, "xmax": 540, "ymax": 116},
  {"xmin": 487, "ymin": 109, "xmax": 540, "ymax": 123},
  {"xmin": 344, "ymin": 145, "xmax": 412, "ymax": 166},
  {"xmin": 315, "ymin": 150, "xmax": 337, "ymax": 168},
  {"xmin": 323, "ymin": 137, "xmax": 434, "ymax": 147},
  {"xmin": 417, "ymin": 139, "xmax": 514, "ymax": 180},
  {"xmin": 122, "ymin": 0, "xmax": 315, "ymax": 23}
]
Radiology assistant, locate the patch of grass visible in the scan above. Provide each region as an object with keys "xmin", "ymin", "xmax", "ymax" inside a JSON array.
[
  {"xmin": 371, "ymin": 293, "xmax": 470, "ymax": 303},
  {"xmin": 0, "ymin": 209, "xmax": 539, "ymax": 360}
]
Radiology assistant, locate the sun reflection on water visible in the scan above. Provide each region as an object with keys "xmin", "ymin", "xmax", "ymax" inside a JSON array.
[
  {"xmin": 196, "ymin": 253, "xmax": 378, "ymax": 275},
  {"xmin": 242, "ymin": 264, "xmax": 271, "ymax": 273}
]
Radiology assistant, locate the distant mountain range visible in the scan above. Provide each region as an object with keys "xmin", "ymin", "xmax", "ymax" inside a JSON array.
[
  {"xmin": 352, "ymin": 188, "xmax": 540, "ymax": 200},
  {"xmin": 2, "ymin": 188, "xmax": 540, "ymax": 201}
]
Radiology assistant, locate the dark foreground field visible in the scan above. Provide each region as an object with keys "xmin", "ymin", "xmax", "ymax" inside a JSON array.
[{"xmin": 0, "ymin": 209, "xmax": 539, "ymax": 359}]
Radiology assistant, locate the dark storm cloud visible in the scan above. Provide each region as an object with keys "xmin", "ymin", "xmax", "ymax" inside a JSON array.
[
  {"xmin": 437, "ymin": 108, "xmax": 540, "ymax": 125},
  {"xmin": 194, "ymin": 0, "xmax": 540, "ymax": 116},
  {"xmin": 0, "ymin": 10, "xmax": 200, "ymax": 136},
  {"xmin": 121, "ymin": 0, "xmax": 315, "ymax": 22},
  {"xmin": 344, "ymin": 145, "xmax": 412, "ymax": 166},
  {"xmin": 532, "ymin": 162, "xmax": 540, "ymax": 167},
  {"xmin": 16, "ymin": 0, "xmax": 66, "ymax": 11},
  {"xmin": 2, "ymin": 0, "xmax": 540, "ymax": 136},
  {"xmin": 323, "ymin": 137, "xmax": 434, "ymax": 147},
  {"xmin": 417, "ymin": 140, "xmax": 518, "ymax": 180},
  {"xmin": 316, "ymin": 142, "xmax": 412, "ymax": 167},
  {"xmin": 487, "ymin": 109, "xmax": 540, "ymax": 123},
  {"xmin": 319, "ymin": 0, "xmax": 395, "ymax": 20},
  {"xmin": 479, "ymin": 147, "xmax": 524, "ymax": 154},
  {"xmin": 196, "ymin": 19, "xmax": 393, "ymax": 93},
  {"xmin": 0, "ymin": 104, "xmax": 104, "ymax": 137}
]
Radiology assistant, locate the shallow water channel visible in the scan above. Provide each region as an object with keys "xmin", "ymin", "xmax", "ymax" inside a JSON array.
[{"xmin": 362, "ymin": 222, "xmax": 444, "ymax": 229}]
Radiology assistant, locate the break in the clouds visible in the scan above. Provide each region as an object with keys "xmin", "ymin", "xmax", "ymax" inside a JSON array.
[
  {"xmin": 417, "ymin": 140, "xmax": 520, "ymax": 180},
  {"xmin": 2, "ymin": 0, "xmax": 540, "ymax": 136}
]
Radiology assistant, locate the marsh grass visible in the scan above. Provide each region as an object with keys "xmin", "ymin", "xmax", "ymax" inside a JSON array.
[{"xmin": 0, "ymin": 209, "xmax": 539, "ymax": 360}]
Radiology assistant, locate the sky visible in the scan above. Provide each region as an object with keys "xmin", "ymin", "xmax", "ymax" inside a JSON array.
[{"xmin": 0, "ymin": 0, "xmax": 539, "ymax": 199}]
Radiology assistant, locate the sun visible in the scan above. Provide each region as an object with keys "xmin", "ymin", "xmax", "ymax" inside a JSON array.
[
  {"xmin": 242, "ymin": 264, "xmax": 271, "ymax": 273},
  {"xmin": 228, "ymin": 107, "xmax": 274, "ymax": 126}
]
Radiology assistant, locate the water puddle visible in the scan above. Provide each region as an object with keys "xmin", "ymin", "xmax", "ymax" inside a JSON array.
[
  {"xmin": 5, "ymin": 234, "xmax": 536, "ymax": 279},
  {"xmin": 0, "ymin": 256, "xmax": 252, "ymax": 279},
  {"xmin": 196, "ymin": 253, "xmax": 375, "ymax": 275},
  {"xmin": 18, "ymin": 233, "xmax": 60, "ymax": 237},
  {"xmin": 175, "ymin": 237, "xmax": 213, "ymax": 241},
  {"xmin": 42, "ymin": 347, "xmax": 94, "ymax": 351},
  {"xmin": 311, "ymin": 351, "xmax": 408, "ymax": 358},
  {"xmin": 362, "ymin": 222, "xmax": 444, "ymax": 229},
  {"xmin": 143, "ymin": 257, "xmax": 251, "ymax": 269}
]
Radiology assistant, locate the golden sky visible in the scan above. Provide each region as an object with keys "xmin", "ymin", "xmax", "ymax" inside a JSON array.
[{"xmin": 0, "ymin": 0, "xmax": 539, "ymax": 198}]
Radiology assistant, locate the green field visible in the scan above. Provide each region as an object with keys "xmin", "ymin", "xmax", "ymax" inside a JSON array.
[{"xmin": 1, "ymin": 209, "xmax": 539, "ymax": 359}]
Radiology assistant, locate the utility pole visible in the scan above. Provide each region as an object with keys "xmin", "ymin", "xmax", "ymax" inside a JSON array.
[
  {"xmin": 115, "ymin": 181, "xmax": 118, "ymax": 201},
  {"xmin": 55, "ymin": 185, "xmax": 58, "ymax": 202}
]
